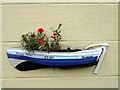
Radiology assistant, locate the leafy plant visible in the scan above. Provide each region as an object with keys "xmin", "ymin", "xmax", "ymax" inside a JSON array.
[
  {"xmin": 50, "ymin": 24, "xmax": 62, "ymax": 51},
  {"xmin": 21, "ymin": 24, "xmax": 62, "ymax": 52},
  {"xmin": 21, "ymin": 32, "xmax": 38, "ymax": 52}
]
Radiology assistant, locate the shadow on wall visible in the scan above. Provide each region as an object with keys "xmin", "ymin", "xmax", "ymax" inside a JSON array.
[{"xmin": 15, "ymin": 61, "xmax": 97, "ymax": 71}]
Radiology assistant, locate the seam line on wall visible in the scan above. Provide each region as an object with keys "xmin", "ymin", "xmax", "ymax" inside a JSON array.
[
  {"xmin": 1, "ymin": 2, "xmax": 119, "ymax": 5},
  {"xmin": 2, "ymin": 76, "xmax": 118, "ymax": 80},
  {"xmin": 2, "ymin": 40, "xmax": 119, "ymax": 43}
]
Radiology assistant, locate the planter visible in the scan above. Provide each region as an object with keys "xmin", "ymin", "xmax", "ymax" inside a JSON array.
[{"xmin": 6, "ymin": 43, "xmax": 108, "ymax": 74}]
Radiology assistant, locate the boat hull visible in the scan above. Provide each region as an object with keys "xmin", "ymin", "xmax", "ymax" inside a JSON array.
[
  {"xmin": 7, "ymin": 53, "xmax": 98, "ymax": 67},
  {"xmin": 6, "ymin": 43, "xmax": 109, "ymax": 73},
  {"xmin": 6, "ymin": 47, "xmax": 102, "ymax": 67}
]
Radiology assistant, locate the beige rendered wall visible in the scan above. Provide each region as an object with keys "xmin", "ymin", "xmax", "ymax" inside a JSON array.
[
  {"xmin": 2, "ymin": 1, "xmax": 118, "ymax": 88},
  {"xmin": 0, "ymin": 1, "xmax": 2, "ymax": 89}
]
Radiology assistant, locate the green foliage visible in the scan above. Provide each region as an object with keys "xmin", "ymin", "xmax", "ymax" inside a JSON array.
[
  {"xmin": 50, "ymin": 24, "xmax": 62, "ymax": 51},
  {"xmin": 21, "ymin": 24, "xmax": 62, "ymax": 52},
  {"xmin": 21, "ymin": 32, "xmax": 39, "ymax": 52}
]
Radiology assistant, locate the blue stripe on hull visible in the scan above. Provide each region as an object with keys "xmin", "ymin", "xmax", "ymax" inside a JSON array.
[{"xmin": 7, "ymin": 53, "xmax": 98, "ymax": 67}]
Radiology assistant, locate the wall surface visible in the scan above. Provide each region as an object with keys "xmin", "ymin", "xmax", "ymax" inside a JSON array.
[
  {"xmin": 0, "ymin": 1, "xmax": 2, "ymax": 89},
  {"xmin": 2, "ymin": 1, "xmax": 118, "ymax": 88}
]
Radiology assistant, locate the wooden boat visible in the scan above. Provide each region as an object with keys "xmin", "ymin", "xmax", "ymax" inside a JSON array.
[{"xmin": 6, "ymin": 43, "xmax": 108, "ymax": 74}]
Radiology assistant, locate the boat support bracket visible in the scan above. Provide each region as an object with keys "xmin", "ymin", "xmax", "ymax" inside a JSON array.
[{"xmin": 93, "ymin": 46, "xmax": 108, "ymax": 74}]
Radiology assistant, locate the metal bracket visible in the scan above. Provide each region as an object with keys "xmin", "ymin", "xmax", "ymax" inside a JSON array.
[{"xmin": 93, "ymin": 46, "xmax": 107, "ymax": 74}]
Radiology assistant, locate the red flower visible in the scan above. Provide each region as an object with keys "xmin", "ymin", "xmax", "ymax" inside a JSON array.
[
  {"xmin": 36, "ymin": 36, "xmax": 45, "ymax": 46},
  {"xmin": 50, "ymin": 35, "xmax": 55, "ymax": 38},
  {"xmin": 38, "ymin": 38, "xmax": 45, "ymax": 46},
  {"xmin": 37, "ymin": 28, "xmax": 44, "ymax": 33}
]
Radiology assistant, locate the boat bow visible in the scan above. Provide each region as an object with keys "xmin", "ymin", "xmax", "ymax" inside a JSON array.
[{"xmin": 84, "ymin": 43, "xmax": 109, "ymax": 74}]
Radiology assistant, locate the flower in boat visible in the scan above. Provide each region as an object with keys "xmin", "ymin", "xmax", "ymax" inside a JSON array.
[
  {"xmin": 21, "ymin": 24, "xmax": 62, "ymax": 52},
  {"xmin": 50, "ymin": 35, "xmax": 55, "ymax": 38},
  {"xmin": 39, "ymin": 38, "xmax": 45, "ymax": 46},
  {"xmin": 37, "ymin": 28, "xmax": 44, "ymax": 33},
  {"xmin": 36, "ymin": 37, "xmax": 45, "ymax": 46}
]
